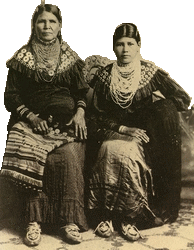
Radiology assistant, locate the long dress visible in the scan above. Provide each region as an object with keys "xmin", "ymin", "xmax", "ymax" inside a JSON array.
[
  {"xmin": 87, "ymin": 60, "xmax": 191, "ymax": 225},
  {"xmin": 0, "ymin": 38, "xmax": 89, "ymax": 231}
]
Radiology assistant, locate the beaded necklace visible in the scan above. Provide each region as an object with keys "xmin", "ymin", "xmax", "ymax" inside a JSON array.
[
  {"xmin": 32, "ymin": 37, "xmax": 60, "ymax": 82},
  {"xmin": 110, "ymin": 54, "xmax": 141, "ymax": 109}
]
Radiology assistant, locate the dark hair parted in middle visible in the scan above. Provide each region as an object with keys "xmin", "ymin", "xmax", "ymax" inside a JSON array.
[
  {"xmin": 113, "ymin": 23, "xmax": 141, "ymax": 48},
  {"xmin": 32, "ymin": 4, "xmax": 62, "ymax": 26},
  {"xmin": 30, "ymin": 4, "xmax": 62, "ymax": 42}
]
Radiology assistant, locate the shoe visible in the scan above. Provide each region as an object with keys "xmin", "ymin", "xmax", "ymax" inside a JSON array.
[
  {"xmin": 60, "ymin": 223, "xmax": 82, "ymax": 244},
  {"xmin": 161, "ymin": 208, "xmax": 179, "ymax": 223},
  {"xmin": 121, "ymin": 222, "xmax": 142, "ymax": 241},
  {"xmin": 153, "ymin": 217, "xmax": 164, "ymax": 226},
  {"xmin": 23, "ymin": 222, "xmax": 41, "ymax": 246},
  {"xmin": 94, "ymin": 220, "xmax": 113, "ymax": 238}
]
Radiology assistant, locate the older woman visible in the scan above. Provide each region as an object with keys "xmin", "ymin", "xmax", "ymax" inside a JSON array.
[
  {"xmin": 87, "ymin": 23, "xmax": 191, "ymax": 241},
  {"xmin": 1, "ymin": 4, "xmax": 89, "ymax": 246}
]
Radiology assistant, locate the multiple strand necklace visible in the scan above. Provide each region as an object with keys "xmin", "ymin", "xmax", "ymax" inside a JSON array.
[
  {"xmin": 32, "ymin": 37, "xmax": 60, "ymax": 82},
  {"xmin": 110, "ymin": 54, "xmax": 141, "ymax": 109}
]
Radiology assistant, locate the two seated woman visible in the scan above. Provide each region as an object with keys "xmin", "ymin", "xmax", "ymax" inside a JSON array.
[{"xmin": 0, "ymin": 4, "xmax": 191, "ymax": 247}]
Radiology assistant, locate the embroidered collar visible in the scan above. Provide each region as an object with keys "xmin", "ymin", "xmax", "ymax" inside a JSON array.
[
  {"xmin": 97, "ymin": 60, "xmax": 158, "ymax": 89},
  {"xmin": 13, "ymin": 41, "xmax": 79, "ymax": 74}
]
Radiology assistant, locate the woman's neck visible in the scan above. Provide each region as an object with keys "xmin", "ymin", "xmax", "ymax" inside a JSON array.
[
  {"xmin": 36, "ymin": 36, "xmax": 57, "ymax": 46},
  {"xmin": 117, "ymin": 61, "xmax": 132, "ymax": 67}
]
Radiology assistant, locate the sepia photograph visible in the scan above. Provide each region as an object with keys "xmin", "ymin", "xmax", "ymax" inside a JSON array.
[{"xmin": 0, "ymin": 0, "xmax": 193, "ymax": 249}]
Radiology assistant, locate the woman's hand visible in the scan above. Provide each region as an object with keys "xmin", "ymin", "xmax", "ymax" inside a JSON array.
[
  {"xmin": 67, "ymin": 108, "xmax": 87, "ymax": 140},
  {"xmin": 119, "ymin": 126, "xmax": 149, "ymax": 143},
  {"xmin": 27, "ymin": 113, "xmax": 49, "ymax": 134}
]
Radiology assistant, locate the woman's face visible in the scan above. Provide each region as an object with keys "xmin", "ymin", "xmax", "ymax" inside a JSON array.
[
  {"xmin": 114, "ymin": 37, "xmax": 140, "ymax": 64},
  {"xmin": 35, "ymin": 11, "xmax": 61, "ymax": 42}
]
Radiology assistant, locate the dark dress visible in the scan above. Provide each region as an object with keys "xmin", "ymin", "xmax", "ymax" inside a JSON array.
[
  {"xmin": 87, "ymin": 60, "xmax": 191, "ymax": 225},
  {"xmin": 1, "ymin": 39, "xmax": 89, "ymax": 231}
]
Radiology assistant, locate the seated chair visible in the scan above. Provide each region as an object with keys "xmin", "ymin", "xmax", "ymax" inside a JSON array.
[{"xmin": 83, "ymin": 55, "xmax": 114, "ymax": 107}]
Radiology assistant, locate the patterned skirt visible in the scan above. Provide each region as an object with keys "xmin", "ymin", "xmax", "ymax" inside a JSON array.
[
  {"xmin": 0, "ymin": 122, "xmax": 88, "ymax": 231},
  {"xmin": 88, "ymin": 133, "xmax": 155, "ymax": 222}
]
